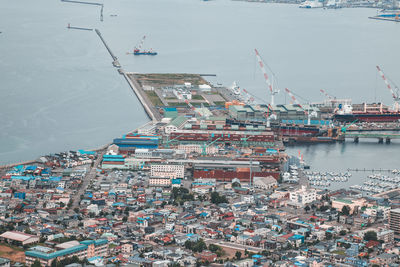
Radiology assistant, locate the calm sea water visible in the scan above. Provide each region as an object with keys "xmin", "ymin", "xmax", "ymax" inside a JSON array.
[{"xmin": 1, "ymin": 0, "xmax": 399, "ymax": 179}]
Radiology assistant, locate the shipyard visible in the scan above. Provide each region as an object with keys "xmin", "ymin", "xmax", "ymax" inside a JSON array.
[{"xmin": 2, "ymin": 0, "xmax": 400, "ymax": 266}]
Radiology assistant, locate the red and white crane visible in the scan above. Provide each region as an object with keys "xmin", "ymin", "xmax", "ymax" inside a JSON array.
[
  {"xmin": 255, "ymin": 48, "xmax": 279, "ymax": 105},
  {"xmin": 242, "ymin": 88, "xmax": 255, "ymax": 104},
  {"xmin": 320, "ymin": 89, "xmax": 335, "ymax": 100},
  {"xmin": 284, "ymin": 88, "xmax": 318, "ymax": 125},
  {"xmin": 134, "ymin": 35, "xmax": 146, "ymax": 53},
  {"xmin": 376, "ymin": 65, "xmax": 400, "ymax": 112},
  {"xmin": 265, "ymin": 104, "xmax": 277, "ymax": 127}
]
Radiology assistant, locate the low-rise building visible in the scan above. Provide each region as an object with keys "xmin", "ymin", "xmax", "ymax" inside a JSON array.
[
  {"xmin": 0, "ymin": 231, "xmax": 39, "ymax": 246},
  {"xmin": 0, "ymin": 257, "xmax": 10, "ymax": 267},
  {"xmin": 150, "ymin": 164, "xmax": 184, "ymax": 179},
  {"xmin": 253, "ymin": 176, "xmax": 277, "ymax": 190},
  {"xmin": 149, "ymin": 177, "xmax": 171, "ymax": 187},
  {"xmin": 25, "ymin": 239, "xmax": 108, "ymax": 266}
]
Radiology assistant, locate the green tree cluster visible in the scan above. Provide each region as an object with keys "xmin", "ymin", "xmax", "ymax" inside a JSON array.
[
  {"xmin": 184, "ymin": 239, "xmax": 207, "ymax": 253},
  {"xmin": 171, "ymin": 188, "xmax": 194, "ymax": 205},
  {"xmin": 210, "ymin": 192, "xmax": 228, "ymax": 204},
  {"xmin": 364, "ymin": 231, "xmax": 377, "ymax": 241}
]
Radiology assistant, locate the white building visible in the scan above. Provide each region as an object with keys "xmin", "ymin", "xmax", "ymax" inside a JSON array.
[
  {"xmin": 253, "ymin": 176, "xmax": 277, "ymax": 190},
  {"xmin": 177, "ymin": 144, "xmax": 219, "ymax": 155},
  {"xmin": 173, "ymin": 88, "xmax": 192, "ymax": 100},
  {"xmin": 289, "ymin": 186, "xmax": 317, "ymax": 205},
  {"xmin": 138, "ymin": 124, "xmax": 156, "ymax": 135},
  {"xmin": 149, "ymin": 177, "xmax": 171, "ymax": 187},
  {"xmin": 198, "ymin": 84, "xmax": 212, "ymax": 92},
  {"xmin": 192, "ymin": 185, "xmax": 214, "ymax": 194},
  {"xmin": 150, "ymin": 164, "xmax": 184, "ymax": 179},
  {"xmin": 364, "ymin": 205, "xmax": 391, "ymax": 220}
]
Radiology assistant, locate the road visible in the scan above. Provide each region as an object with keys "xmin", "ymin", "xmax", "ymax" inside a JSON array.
[{"xmin": 68, "ymin": 150, "xmax": 105, "ymax": 214}]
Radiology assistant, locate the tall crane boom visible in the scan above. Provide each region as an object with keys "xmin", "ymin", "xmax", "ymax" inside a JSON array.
[
  {"xmin": 376, "ymin": 65, "xmax": 399, "ymax": 100},
  {"xmin": 320, "ymin": 89, "xmax": 334, "ymax": 100},
  {"xmin": 254, "ymin": 49, "xmax": 279, "ymax": 105},
  {"xmin": 376, "ymin": 65, "xmax": 400, "ymax": 112},
  {"xmin": 284, "ymin": 88, "xmax": 307, "ymax": 115},
  {"xmin": 135, "ymin": 35, "xmax": 146, "ymax": 51}
]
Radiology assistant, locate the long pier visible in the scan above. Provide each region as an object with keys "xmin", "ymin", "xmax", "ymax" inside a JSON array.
[
  {"xmin": 95, "ymin": 29, "xmax": 117, "ymax": 61},
  {"xmin": 93, "ymin": 29, "xmax": 159, "ymax": 122},
  {"xmin": 94, "ymin": 29, "xmax": 120, "ymax": 67},
  {"xmin": 122, "ymin": 71, "xmax": 160, "ymax": 122},
  {"xmin": 369, "ymin": 16, "xmax": 400, "ymax": 22},
  {"xmin": 67, "ymin": 24, "xmax": 93, "ymax": 31},
  {"xmin": 61, "ymin": 0, "xmax": 102, "ymax": 6},
  {"xmin": 344, "ymin": 132, "xmax": 400, "ymax": 143}
]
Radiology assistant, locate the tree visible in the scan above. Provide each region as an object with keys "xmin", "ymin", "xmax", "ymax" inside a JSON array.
[
  {"xmin": 341, "ymin": 205, "xmax": 350, "ymax": 216},
  {"xmin": 210, "ymin": 192, "xmax": 228, "ymax": 204},
  {"xmin": 304, "ymin": 205, "xmax": 310, "ymax": 213},
  {"xmin": 364, "ymin": 231, "xmax": 378, "ymax": 241},
  {"xmin": 32, "ymin": 259, "xmax": 41, "ymax": 267},
  {"xmin": 232, "ymin": 182, "xmax": 241, "ymax": 188},
  {"xmin": 235, "ymin": 251, "xmax": 242, "ymax": 260},
  {"xmin": 51, "ymin": 259, "xmax": 59, "ymax": 267},
  {"xmin": 325, "ymin": 231, "xmax": 333, "ymax": 240}
]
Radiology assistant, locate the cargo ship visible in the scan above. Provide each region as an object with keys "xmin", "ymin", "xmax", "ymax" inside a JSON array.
[
  {"xmin": 333, "ymin": 104, "xmax": 400, "ymax": 122},
  {"xmin": 133, "ymin": 49, "xmax": 158, "ymax": 56},
  {"xmin": 225, "ymin": 119, "xmax": 321, "ymax": 137}
]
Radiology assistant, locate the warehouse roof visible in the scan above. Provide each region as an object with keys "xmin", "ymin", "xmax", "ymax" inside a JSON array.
[
  {"xmin": 168, "ymin": 116, "xmax": 187, "ymax": 128},
  {"xmin": 0, "ymin": 231, "xmax": 38, "ymax": 242}
]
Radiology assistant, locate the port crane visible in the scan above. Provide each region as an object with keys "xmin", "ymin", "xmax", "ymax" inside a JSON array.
[
  {"xmin": 255, "ymin": 49, "xmax": 279, "ymax": 106},
  {"xmin": 184, "ymin": 99, "xmax": 207, "ymax": 119},
  {"xmin": 265, "ymin": 104, "xmax": 278, "ymax": 127},
  {"xmin": 284, "ymin": 88, "xmax": 317, "ymax": 125},
  {"xmin": 134, "ymin": 35, "xmax": 146, "ymax": 53},
  {"xmin": 376, "ymin": 65, "xmax": 400, "ymax": 112},
  {"xmin": 319, "ymin": 89, "xmax": 337, "ymax": 100},
  {"xmin": 201, "ymin": 137, "xmax": 222, "ymax": 156},
  {"xmin": 163, "ymin": 134, "xmax": 185, "ymax": 148}
]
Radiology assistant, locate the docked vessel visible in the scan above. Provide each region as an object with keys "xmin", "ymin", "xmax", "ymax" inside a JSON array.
[
  {"xmin": 333, "ymin": 104, "xmax": 400, "ymax": 122},
  {"xmin": 299, "ymin": 0, "xmax": 323, "ymax": 8}
]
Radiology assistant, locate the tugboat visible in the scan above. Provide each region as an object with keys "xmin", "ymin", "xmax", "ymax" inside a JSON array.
[{"xmin": 132, "ymin": 35, "xmax": 158, "ymax": 56}]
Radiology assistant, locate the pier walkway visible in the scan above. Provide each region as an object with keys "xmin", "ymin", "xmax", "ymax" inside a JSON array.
[
  {"xmin": 123, "ymin": 72, "xmax": 161, "ymax": 122},
  {"xmin": 95, "ymin": 29, "xmax": 120, "ymax": 67},
  {"xmin": 61, "ymin": 0, "xmax": 102, "ymax": 6},
  {"xmin": 93, "ymin": 29, "xmax": 159, "ymax": 122}
]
